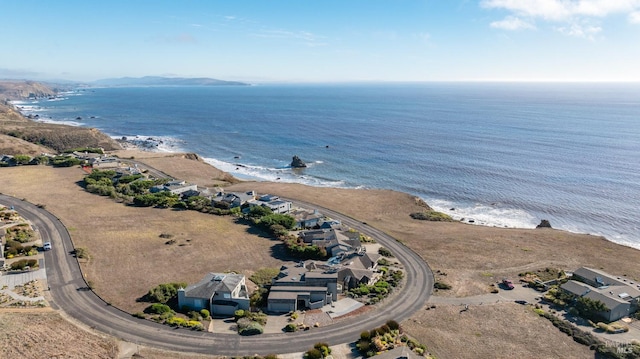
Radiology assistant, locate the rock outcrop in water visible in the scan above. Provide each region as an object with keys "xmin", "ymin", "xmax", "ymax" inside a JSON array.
[
  {"xmin": 536, "ymin": 219, "xmax": 552, "ymax": 228},
  {"xmin": 290, "ymin": 155, "xmax": 307, "ymax": 168}
]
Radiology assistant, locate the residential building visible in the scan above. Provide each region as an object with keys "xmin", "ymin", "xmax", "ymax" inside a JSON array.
[
  {"xmin": 247, "ymin": 194, "xmax": 292, "ymax": 214},
  {"xmin": 291, "ymin": 208, "xmax": 324, "ymax": 229},
  {"xmin": 560, "ymin": 267, "xmax": 640, "ymax": 321},
  {"xmin": 150, "ymin": 180, "xmax": 198, "ymax": 195},
  {"xmin": 177, "ymin": 273, "xmax": 250, "ymax": 316},
  {"xmin": 267, "ymin": 263, "xmax": 338, "ymax": 313},
  {"xmin": 211, "ymin": 190, "xmax": 256, "ymax": 208}
]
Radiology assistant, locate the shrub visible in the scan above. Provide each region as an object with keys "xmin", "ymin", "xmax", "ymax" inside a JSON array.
[
  {"xmin": 250, "ymin": 268, "xmax": 280, "ymax": 286},
  {"xmin": 188, "ymin": 311, "xmax": 202, "ymax": 321},
  {"xmin": 200, "ymin": 309, "xmax": 210, "ymax": 319},
  {"xmin": 238, "ymin": 321, "xmax": 264, "ymax": 336},
  {"xmin": 132, "ymin": 312, "xmax": 146, "ymax": 319},
  {"xmin": 304, "ymin": 349, "xmax": 322, "ymax": 359},
  {"xmin": 386, "ymin": 320, "xmax": 400, "ymax": 331},
  {"xmin": 434, "ymin": 281, "xmax": 452, "ymax": 290},
  {"xmin": 74, "ymin": 247, "xmax": 88, "ymax": 259},
  {"xmin": 410, "ymin": 211, "xmax": 453, "ymax": 221},
  {"xmin": 284, "ymin": 323, "xmax": 298, "ymax": 332},
  {"xmin": 234, "ymin": 309, "xmax": 247, "ymax": 321},
  {"xmin": 166, "ymin": 316, "xmax": 187, "ymax": 327},
  {"xmin": 146, "ymin": 303, "xmax": 172, "ymax": 315},
  {"xmin": 378, "ymin": 247, "xmax": 394, "ymax": 257},
  {"xmin": 10, "ymin": 259, "xmax": 37, "ymax": 270},
  {"xmin": 314, "ymin": 343, "xmax": 331, "ymax": 357},
  {"xmin": 146, "ymin": 282, "xmax": 187, "ymax": 303}
]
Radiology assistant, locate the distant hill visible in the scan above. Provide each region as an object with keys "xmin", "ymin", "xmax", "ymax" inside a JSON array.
[
  {"xmin": 0, "ymin": 80, "xmax": 58, "ymax": 100},
  {"xmin": 91, "ymin": 76, "xmax": 249, "ymax": 87}
]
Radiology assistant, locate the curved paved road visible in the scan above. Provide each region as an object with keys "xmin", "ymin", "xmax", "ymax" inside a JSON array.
[{"xmin": 0, "ymin": 193, "xmax": 433, "ymax": 356}]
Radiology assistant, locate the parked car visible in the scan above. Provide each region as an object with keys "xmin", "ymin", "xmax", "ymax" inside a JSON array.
[
  {"xmin": 502, "ymin": 279, "xmax": 514, "ymax": 290},
  {"xmin": 43, "ymin": 242, "xmax": 52, "ymax": 251}
]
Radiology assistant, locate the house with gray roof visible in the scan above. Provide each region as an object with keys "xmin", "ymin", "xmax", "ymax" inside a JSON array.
[
  {"xmin": 561, "ymin": 267, "xmax": 640, "ymax": 321},
  {"xmin": 212, "ymin": 190, "xmax": 256, "ymax": 208},
  {"xmin": 370, "ymin": 346, "xmax": 421, "ymax": 359},
  {"xmin": 178, "ymin": 273, "xmax": 249, "ymax": 316},
  {"xmin": 291, "ymin": 208, "xmax": 324, "ymax": 229},
  {"xmin": 267, "ymin": 263, "xmax": 338, "ymax": 313},
  {"xmin": 151, "ymin": 179, "xmax": 198, "ymax": 195},
  {"xmin": 246, "ymin": 194, "xmax": 292, "ymax": 214}
]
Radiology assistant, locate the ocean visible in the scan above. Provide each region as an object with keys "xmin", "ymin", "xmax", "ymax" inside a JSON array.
[{"xmin": 12, "ymin": 82, "xmax": 640, "ymax": 249}]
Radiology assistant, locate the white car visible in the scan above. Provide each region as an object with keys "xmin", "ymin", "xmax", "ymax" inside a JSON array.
[{"xmin": 43, "ymin": 242, "xmax": 52, "ymax": 251}]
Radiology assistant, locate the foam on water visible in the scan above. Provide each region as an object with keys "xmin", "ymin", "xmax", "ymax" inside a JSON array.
[
  {"xmin": 203, "ymin": 156, "xmax": 346, "ymax": 188},
  {"xmin": 428, "ymin": 198, "xmax": 538, "ymax": 229}
]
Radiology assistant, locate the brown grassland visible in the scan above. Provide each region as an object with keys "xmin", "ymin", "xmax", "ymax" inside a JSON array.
[{"xmin": 2, "ymin": 152, "xmax": 640, "ymax": 358}]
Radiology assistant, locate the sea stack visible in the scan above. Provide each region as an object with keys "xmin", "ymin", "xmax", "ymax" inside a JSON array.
[
  {"xmin": 290, "ymin": 155, "xmax": 307, "ymax": 168},
  {"xmin": 536, "ymin": 219, "xmax": 552, "ymax": 228}
]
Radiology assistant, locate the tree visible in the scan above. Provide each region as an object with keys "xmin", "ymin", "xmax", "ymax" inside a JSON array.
[
  {"xmin": 146, "ymin": 282, "xmax": 187, "ymax": 303},
  {"xmin": 12, "ymin": 154, "xmax": 32, "ymax": 165},
  {"xmin": 305, "ymin": 349, "xmax": 322, "ymax": 359},
  {"xmin": 259, "ymin": 213, "xmax": 296, "ymax": 230},
  {"xmin": 575, "ymin": 297, "xmax": 608, "ymax": 320},
  {"xmin": 248, "ymin": 205, "xmax": 272, "ymax": 219}
]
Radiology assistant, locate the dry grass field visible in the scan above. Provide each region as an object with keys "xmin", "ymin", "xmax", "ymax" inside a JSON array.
[
  {"xmin": 227, "ymin": 181, "xmax": 640, "ymax": 297},
  {"xmin": 3, "ymin": 152, "xmax": 640, "ymax": 358},
  {"xmin": 0, "ymin": 166, "xmax": 283, "ymax": 313},
  {"xmin": 403, "ymin": 303, "xmax": 594, "ymax": 359},
  {"xmin": 0, "ymin": 310, "xmax": 118, "ymax": 358}
]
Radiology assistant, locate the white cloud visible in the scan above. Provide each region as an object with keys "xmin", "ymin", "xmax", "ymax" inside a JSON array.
[
  {"xmin": 555, "ymin": 22, "xmax": 602, "ymax": 39},
  {"xmin": 482, "ymin": 0, "xmax": 640, "ymax": 20},
  {"xmin": 482, "ymin": 0, "xmax": 640, "ymax": 34},
  {"xmin": 490, "ymin": 16, "xmax": 537, "ymax": 30}
]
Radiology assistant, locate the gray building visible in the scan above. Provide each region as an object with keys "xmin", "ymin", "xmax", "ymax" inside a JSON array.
[
  {"xmin": 561, "ymin": 267, "xmax": 640, "ymax": 321},
  {"xmin": 177, "ymin": 273, "xmax": 249, "ymax": 316}
]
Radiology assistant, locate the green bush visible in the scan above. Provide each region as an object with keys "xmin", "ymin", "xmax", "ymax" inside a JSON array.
[
  {"xmin": 304, "ymin": 349, "xmax": 322, "ymax": 359},
  {"xmin": 146, "ymin": 282, "xmax": 187, "ymax": 303},
  {"xmin": 410, "ymin": 210, "xmax": 453, "ymax": 221},
  {"xmin": 166, "ymin": 316, "xmax": 187, "ymax": 327},
  {"xmin": 146, "ymin": 303, "xmax": 172, "ymax": 314},
  {"xmin": 234, "ymin": 309, "xmax": 248, "ymax": 321},
  {"xmin": 434, "ymin": 281, "xmax": 452, "ymax": 290},
  {"xmin": 10, "ymin": 259, "xmax": 37, "ymax": 270},
  {"xmin": 259, "ymin": 213, "xmax": 296, "ymax": 230},
  {"xmin": 284, "ymin": 323, "xmax": 298, "ymax": 332},
  {"xmin": 200, "ymin": 309, "xmax": 210, "ymax": 319},
  {"xmin": 378, "ymin": 247, "xmax": 394, "ymax": 257},
  {"xmin": 238, "ymin": 321, "xmax": 264, "ymax": 336},
  {"xmin": 386, "ymin": 320, "xmax": 400, "ymax": 331},
  {"xmin": 250, "ymin": 268, "xmax": 280, "ymax": 286}
]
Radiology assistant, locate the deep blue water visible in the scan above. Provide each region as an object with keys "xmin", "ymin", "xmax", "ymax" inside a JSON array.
[{"xmin": 13, "ymin": 83, "xmax": 640, "ymax": 248}]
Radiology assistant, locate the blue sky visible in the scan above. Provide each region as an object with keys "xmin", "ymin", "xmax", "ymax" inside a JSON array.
[{"xmin": 1, "ymin": 0, "xmax": 639, "ymax": 82}]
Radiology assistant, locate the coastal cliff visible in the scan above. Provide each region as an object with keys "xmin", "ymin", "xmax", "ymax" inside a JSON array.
[
  {"xmin": 0, "ymin": 81, "xmax": 122, "ymax": 154},
  {"xmin": 0, "ymin": 80, "xmax": 58, "ymax": 100}
]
